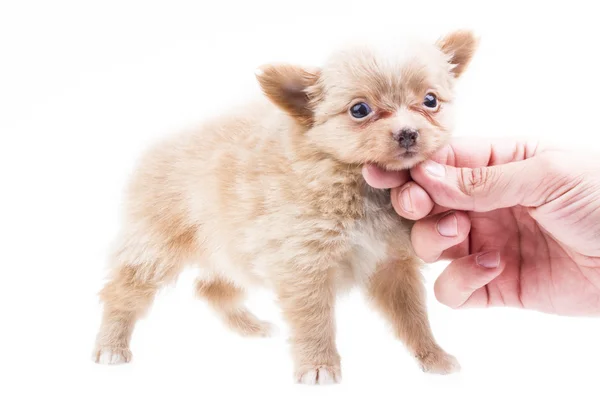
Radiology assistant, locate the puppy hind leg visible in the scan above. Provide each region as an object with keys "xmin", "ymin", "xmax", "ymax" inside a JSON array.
[
  {"xmin": 93, "ymin": 251, "xmax": 186, "ymax": 364},
  {"xmin": 196, "ymin": 278, "xmax": 274, "ymax": 337}
]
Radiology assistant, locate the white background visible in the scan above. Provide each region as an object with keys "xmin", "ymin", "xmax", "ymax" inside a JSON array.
[{"xmin": 2, "ymin": 1, "xmax": 600, "ymax": 417}]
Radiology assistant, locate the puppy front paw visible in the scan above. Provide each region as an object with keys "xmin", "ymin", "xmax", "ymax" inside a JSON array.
[
  {"xmin": 417, "ymin": 348, "xmax": 460, "ymax": 375},
  {"xmin": 93, "ymin": 346, "xmax": 132, "ymax": 365},
  {"xmin": 295, "ymin": 364, "xmax": 341, "ymax": 385}
]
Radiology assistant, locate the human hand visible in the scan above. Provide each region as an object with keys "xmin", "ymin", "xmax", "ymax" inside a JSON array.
[{"xmin": 363, "ymin": 138, "xmax": 600, "ymax": 315}]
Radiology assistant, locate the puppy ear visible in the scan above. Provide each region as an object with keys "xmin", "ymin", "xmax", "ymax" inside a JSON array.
[
  {"xmin": 436, "ymin": 30, "xmax": 478, "ymax": 78},
  {"xmin": 255, "ymin": 64, "xmax": 321, "ymax": 126}
]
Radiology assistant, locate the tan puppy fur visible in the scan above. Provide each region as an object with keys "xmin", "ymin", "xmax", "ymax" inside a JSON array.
[{"xmin": 93, "ymin": 30, "xmax": 477, "ymax": 384}]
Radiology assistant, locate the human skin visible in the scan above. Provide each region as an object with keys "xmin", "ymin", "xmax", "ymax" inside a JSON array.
[{"xmin": 363, "ymin": 138, "xmax": 600, "ymax": 315}]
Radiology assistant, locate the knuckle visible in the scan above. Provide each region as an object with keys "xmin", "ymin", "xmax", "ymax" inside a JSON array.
[{"xmin": 457, "ymin": 166, "xmax": 496, "ymax": 197}]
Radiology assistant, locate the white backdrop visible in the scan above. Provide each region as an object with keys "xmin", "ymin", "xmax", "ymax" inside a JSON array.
[{"xmin": 2, "ymin": 1, "xmax": 599, "ymax": 417}]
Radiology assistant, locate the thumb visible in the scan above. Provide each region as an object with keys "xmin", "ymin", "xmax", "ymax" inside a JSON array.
[{"xmin": 410, "ymin": 156, "xmax": 548, "ymax": 211}]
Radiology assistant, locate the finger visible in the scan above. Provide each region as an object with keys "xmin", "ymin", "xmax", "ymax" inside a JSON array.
[
  {"xmin": 411, "ymin": 211, "xmax": 471, "ymax": 262},
  {"xmin": 410, "ymin": 157, "xmax": 548, "ymax": 212},
  {"xmin": 429, "ymin": 137, "xmax": 544, "ymax": 167},
  {"xmin": 390, "ymin": 181, "xmax": 435, "ymax": 220},
  {"xmin": 362, "ymin": 164, "xmax": 409, "ymax": 189},
  {"xmin": 434, "ymin": 251, "xmax": 507, "ymax": 309}
]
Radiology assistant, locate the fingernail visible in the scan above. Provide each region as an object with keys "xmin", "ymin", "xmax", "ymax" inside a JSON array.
[
  {"xmin": 436, "ymin": 212, "xmax": 458, "ymax": 237},
  {"xmin": 423, "ymin": 161, "xmax": 445, "ymax": 177},
  {"xmin": 476, "ymin": 251, "xmax": 500, "ymax": 269},
  {"xmin": 400, "ymin": 186, "xmax": 413, "ymax": 213}
]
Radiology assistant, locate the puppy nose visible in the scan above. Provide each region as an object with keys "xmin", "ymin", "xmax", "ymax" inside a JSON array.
[{"xmin": 394, "ymin": 129, "xmax": 419, "ymax": 149}]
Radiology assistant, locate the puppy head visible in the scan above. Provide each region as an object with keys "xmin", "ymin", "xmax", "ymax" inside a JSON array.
[{"xmin": 256, "ymin": 30, "xmax": 478, "ymax": 170}]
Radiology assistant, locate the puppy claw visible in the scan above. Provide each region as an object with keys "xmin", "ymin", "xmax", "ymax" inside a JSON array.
[
  {"xmin": 93, "ymin": 346, "xmax": 132, "ymax": 365},
  {"xmin": 296, "ymin": 365, "xmax": 341, "ymax": 385},
  {"xmin": 418, "ymin": 349, "xmax": 460, "ymax": 375}
]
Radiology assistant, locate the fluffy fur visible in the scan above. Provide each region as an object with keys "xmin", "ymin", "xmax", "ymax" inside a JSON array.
[{"xmin": 93, "ymin": 30, "xmax": 477, "ymax": 384}]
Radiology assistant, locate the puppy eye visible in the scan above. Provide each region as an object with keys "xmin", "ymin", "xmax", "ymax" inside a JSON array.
[
  {"xmin": 423, "ymin": 93, "xmax": 438, "ymax": 109},
  {"xmin": 349, "ymin": 102, "xmax": 372, "ymax": 119}
]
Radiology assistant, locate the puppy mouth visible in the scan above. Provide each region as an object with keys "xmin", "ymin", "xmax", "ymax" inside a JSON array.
[
  {"xmin": 380, "ymin": 148, "xmax": 427, "ymax": 169},
  {"xmin": 366, "ymin": 147, "xmax": 425, "ymax": 171},
  {"xmin": 395, "ymin": 147, "xmax": 421, "ymax": 160}
]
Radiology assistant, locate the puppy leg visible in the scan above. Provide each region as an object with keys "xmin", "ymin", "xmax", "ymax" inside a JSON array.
[
  {"xmin": 367, "ymin": 258, "xmax": 460, "ymax": 374},
  {"xmin": 93, "ymin": 261, "xmax": 180, "ymax": 365},
  {"xmin": 196, "ymin": 278, "xmax": 274, "ymax": 337},
  {"xmin": 277, "ymin": 276, "xmax": 340, "ymax": 384}
]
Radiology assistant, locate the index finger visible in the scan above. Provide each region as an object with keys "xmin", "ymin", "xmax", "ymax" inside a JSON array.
[{"xmin": 430, "ymin": 137, "xmax": 542, "ymax": 168}]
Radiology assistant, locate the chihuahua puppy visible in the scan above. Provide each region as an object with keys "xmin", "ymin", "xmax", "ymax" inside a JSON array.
[{"xmin": 93, "ymin": 30, "xmax": 477, "ymax": 384}]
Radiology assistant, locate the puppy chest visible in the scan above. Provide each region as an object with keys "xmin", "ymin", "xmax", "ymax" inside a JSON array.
[{"xmin": 340, "ymin": 217, "xmax": 391, "ymax": 284}]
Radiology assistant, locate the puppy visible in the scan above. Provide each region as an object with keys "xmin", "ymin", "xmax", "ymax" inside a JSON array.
[{"xmin": 93, "ymin": 30, "xmax": 477, "ymax": 384}]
